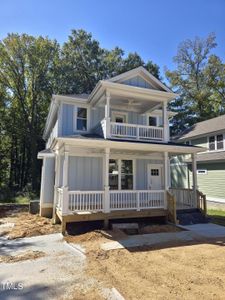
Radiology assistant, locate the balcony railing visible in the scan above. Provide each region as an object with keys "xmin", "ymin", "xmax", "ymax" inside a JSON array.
[{"xmin": 110, "ymin": 122, "xmax": 164, "ymax": 140}]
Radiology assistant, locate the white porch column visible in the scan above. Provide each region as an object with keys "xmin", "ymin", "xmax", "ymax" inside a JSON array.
[
  {"xmin": 62, "ymin": 151, "xmax": 69, "ymax": 215},
  {"xmin": 163, "ymin": 102, "xmax": 169, "ymax": 142},
  {"xmin": 103, "ymin": 148, "xmax": 110, "ymax": 213},
  {"xmin": 191, "ymin": 153, "xmax": 198, "ymax": 206},
  {"xmin": 164, "ymin": 152, "xmax": 169, "ymax": 209},
  {"xmin": 105, "ymin": 91, "xmax": 111, "ymax": 138},
  {"xmin": 53, "ymin": 152, "xmax": 60, "ymax": 220}
]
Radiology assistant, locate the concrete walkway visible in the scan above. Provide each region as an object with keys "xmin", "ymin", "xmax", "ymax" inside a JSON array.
[
  {"xmin": 179, "ymin": 223, "xmax": 225, "ymax": 238},
  {"xmin": 0, "ymin": 234, "xmax": 124, "ymax": 300},
  {"xmin": 101, "ymin": 223, "xmax": 225, "ymax": 251}
]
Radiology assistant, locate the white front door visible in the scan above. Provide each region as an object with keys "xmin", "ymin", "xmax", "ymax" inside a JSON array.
[{"xmin": 148, "ymin": 164, "xmax": 163, "ymax": 190}]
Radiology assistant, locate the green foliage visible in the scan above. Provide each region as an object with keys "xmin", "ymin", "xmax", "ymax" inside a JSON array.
[{"xmin": 166, "ymin": 33, "xmax": 225, "ymax": 135}]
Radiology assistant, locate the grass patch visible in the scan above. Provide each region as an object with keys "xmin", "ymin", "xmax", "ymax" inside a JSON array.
[
  {"xmin": 207, "ymin": 209, "xmax": 225, "ymax": 226},
  {"xmin": 0, "ymin": 196, "xmax": 30, "ymax": 204}
]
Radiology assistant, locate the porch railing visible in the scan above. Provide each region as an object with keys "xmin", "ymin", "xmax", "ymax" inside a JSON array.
[
  {"xmin": 110, "ymin": 122, "xmax": 164, "ymax": 141},
  {"xmin": 169, "ymin": 188, "xmax": 197, "ymax": 209},
  {"xmin": 68, "ymin": 191, "xmax": 104, "ymax": 212},
  {"xmin": 60, "ymin": 189, "xmax": 166, "ymax": 213},
  {"xmin": 110, "ymin": 190, "xmax": 165, "ymax": 210}
]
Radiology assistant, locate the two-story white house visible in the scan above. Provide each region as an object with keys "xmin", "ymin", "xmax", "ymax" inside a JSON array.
[{"xmin": 38, "ymin": 67, "xmax": 205, "ymax": 232}]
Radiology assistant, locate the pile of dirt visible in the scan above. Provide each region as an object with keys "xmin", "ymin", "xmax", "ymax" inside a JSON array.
[
  {"xmin": 139, "ymin": 224, "xmax": 182, "ymax": 234},
  {"xmin": 0, "ymin": 250, "xmax": 45, "ymax": 263},
  {"xmin": 0, "ymin": 210, "xmax": 60, "ymax": 239}
]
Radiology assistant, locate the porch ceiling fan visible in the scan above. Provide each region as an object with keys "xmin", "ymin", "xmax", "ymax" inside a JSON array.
[{"xmin": 124, "ymin": 99, "xmax": 142, "ymax": 106}]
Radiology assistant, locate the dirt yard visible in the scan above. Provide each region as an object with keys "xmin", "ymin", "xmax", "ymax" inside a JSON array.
[
  {"xmin": 0, "ymin": 206, "xmax": 60, "ymax": 239},
  {"xmin": 66, "ymin": 228, "xmax": 225, "ymax": 300}
]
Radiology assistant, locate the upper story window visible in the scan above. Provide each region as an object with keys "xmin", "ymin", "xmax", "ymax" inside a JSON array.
[
  {"xmin": 76, "ymin": 107, "xmax": 87, "ymax": 131},
  {"xmin": 209, "ymin": 134, "xmax": 224, "ymax": 151},
  {"xmin": 149, "ymin": 116, "xmax": 157, "ymax": 127}
]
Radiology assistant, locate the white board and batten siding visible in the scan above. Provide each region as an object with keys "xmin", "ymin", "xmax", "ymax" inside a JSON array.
[{"xmin": 40, "ymin": 157, "xmax": 55, "ymax": 205}]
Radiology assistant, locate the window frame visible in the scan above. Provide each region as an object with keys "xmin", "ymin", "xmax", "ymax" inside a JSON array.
[
  {"xmin": 73, "ymin": 105, "xmax": 90, "ymax": 132},
  {"xmin": 109, "ymin": 158, "xmax": 135, "ymax": 190},
  {"xmin": 207, "ymin": 133, "xmax": 225, "ymax": 152},
  {"xmin": 146, "ymin": 114, "xmax": 159, "ymax": 127}
]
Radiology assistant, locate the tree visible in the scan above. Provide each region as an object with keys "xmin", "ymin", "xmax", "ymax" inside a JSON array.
[
  {"xmin": 0, "ymin": 34, "xmax": 60, "ymax": 193},
  {"xmin": 166, "ymin": 33, "xmax": 225, "ymax": 135}
]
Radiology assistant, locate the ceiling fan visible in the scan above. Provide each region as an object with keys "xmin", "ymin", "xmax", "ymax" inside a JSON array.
[{"xmin": 125, "ymin": 99, "xmax": 142, "ymax": 106}]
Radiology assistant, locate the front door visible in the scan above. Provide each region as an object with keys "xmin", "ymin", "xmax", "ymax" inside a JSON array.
[{"xmin": 148, "ymin": 164, "xmax": 163, "ymax": 190}]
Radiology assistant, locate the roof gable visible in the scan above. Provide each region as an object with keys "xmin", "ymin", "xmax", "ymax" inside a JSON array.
[{"xmin": 107, "ymin": 66, "xmax": 171, "ymax": 92}]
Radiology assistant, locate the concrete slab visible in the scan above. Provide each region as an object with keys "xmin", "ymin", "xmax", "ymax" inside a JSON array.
[
  {"xmin": 101, "ymin": 231, "xmax": 196, "ymax": 251},
  {"xmin": 180, "ymin": 223, "xmax": 225, "ymax": 238}
]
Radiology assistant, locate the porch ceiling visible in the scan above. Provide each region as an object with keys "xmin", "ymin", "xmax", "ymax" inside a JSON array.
[{"xmin": 56, "ymin": 136, "xmax": 205, "ymax": 155}]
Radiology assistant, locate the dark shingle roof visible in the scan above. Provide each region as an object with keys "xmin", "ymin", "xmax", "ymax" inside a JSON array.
[{"xmin": 178, "ymin": 115, "xmax": 225, "ymax": 140}]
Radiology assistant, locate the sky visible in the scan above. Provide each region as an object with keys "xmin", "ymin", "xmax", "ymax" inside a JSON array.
[{"xmin": 0, "ymin": 0, "xmax": 224, "ymax": 77}]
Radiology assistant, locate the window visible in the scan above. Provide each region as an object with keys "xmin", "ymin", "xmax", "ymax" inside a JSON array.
[
  {"xmin": 208, "ymin": 134, "xmax": 224, "ymax": 151},
  {"xmin": 217, "ymin": 134, "xmax": 224, "ymax": 150},
  {"xmin": 151, "ymin": 169, "xmax": 159, "ymax": 176},
  {"xmin": 209, "ymin": 136, "xmax": 215, "ymax": 151},
  {"xmin": 185, "ymin": 141, "xmax": 191, "ymax": 145},
  {"xmin": 109, "ymin": 159, "xmax": 119, "ymax": 190},
  {"xmin": 109, "ymin": 159, "xmax": 133, "ymax": 190},
  {"xmin": 121, "ymin": 160, "xmax": 133, "ymax": 190},
  {"xmin": 197, "ymin": 169, "xmax": 207, "ymax": 175},
  {"xmin": 149, "ymin": 116, "xmax": 157, "ymax": 127},
  {"xmin": 76, "ymin": 107, "xmax": 87, "ymax": 131}
]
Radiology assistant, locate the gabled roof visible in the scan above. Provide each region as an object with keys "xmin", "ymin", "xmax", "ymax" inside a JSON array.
[
  {"xmin": 178, "ymin": 114, "xmax": 225, "ymax": 141},
  {"xmin": 107, "ymin": 66, "xmax": 172, "ymax": 93}
]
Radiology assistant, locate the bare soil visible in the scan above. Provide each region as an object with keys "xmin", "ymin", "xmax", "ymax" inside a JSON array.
[
  {"xmin": 66, "ymin": 226, "xmax": 225, "ymax": 300},
  {"xmin": 0, "ymin": 206, "xmax": 60, "ymax": 239},
  {"xmin": 0, "ymin": 250, "xmax": 45, "ymax": 263}
]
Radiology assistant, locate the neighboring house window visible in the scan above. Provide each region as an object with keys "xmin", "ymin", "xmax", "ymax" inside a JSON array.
[
  {"xmin": 185, "ymin": 141, "xmax": 191, "ymax": 145},
  {"xmin": 209, "ymin": 136, "xmax": 215, "ymax": 151},
  {"xmin": 208, "ymin": 134, "xmax": 224, "ymax": 151},
  {"xmin": 76, "ymin": 107, "xmax": 87, "ymax": 131},
  {"xmin": 149, "ymin": 116, "xmax": 157, "ymax": 127},
  {"xmin": 197, "ymin": 169, "xmax": 207, "ymax": 175},
  {"xmin": 109, "ymin": 159, "xmax": 133, "ymax": 190},
  {"xmin": 217, "ymin": 134, "xmax": 224, "ymax": 150}
]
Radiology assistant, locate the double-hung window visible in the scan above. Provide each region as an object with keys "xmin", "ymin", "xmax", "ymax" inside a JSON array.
[
  {"xmin": 208, "ymin": 134, "xmax": 224, "ymax": 151},
  {"xmin": 76, "ymin": 107, "xmax": 87, "ymax": 131},
  {"xmin": 109, "ymin": 159, "xmax": 133, "ymax": 190}
]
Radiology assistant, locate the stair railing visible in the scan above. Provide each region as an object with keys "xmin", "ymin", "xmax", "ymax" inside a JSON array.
[{"xmin": 197, "ymin": 190, "xmax": 207, "ymax": 216}]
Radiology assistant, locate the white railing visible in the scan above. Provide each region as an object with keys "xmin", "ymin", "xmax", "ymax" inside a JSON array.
[
  {"xmin": 169, "ymin": 188, "xmax": 197, "ymax": 209},
  {"xmin": 110, "ymin": 122, "xmax": 164, "ymax": 140},
  {"xmin": 68, "ymin": 191, "xmax": 104, "ymax": 212},
  {"xmin": 56, "ymin": 188, "xmax": 63, "ymax": 211},
  {"xmin": 110, "ymin": 190, "xmax": 165, "ymax": 211}
]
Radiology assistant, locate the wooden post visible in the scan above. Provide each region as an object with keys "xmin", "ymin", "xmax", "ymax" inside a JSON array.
[
  {"xmin": 105, "ymin": 91, "xmax": 111, "ymax": 138},
  {"xmin": 53, "ymin": 152, "xmax": 60, "ymax": 223},
  {"xmin": 163, "ymin": 102, "xmax": 168, "ymax": 142},
  {"xmin": 164, "ymin": 152, "xmax": 169, "ymax": 209},
  {"xmin": 192, "ymin": 153, "xmax": 198, "ymax": 207},
  {"xmin": 62, "ymin": 151, "xmax": 69, "ymax": 215},
  {"xmin": 104, "ymin": 148, "xmax": 110, "ymax": 213}
]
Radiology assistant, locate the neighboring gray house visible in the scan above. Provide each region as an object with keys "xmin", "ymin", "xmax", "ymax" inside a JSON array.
[
  {"xmin": 38, "ymin": 67, "xmax": 204, "ymax": 231},
  {"xmin": 172, "ymin": 115, "xmax": 225, "ymax": 207}
]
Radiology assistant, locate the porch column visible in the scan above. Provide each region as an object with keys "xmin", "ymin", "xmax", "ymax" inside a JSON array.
[
  {"xmin": 105, "ymin": 91, "xmax": 111, "ymax": 138},
  {"xmin": 164, "ymin": 152, "xmax": 169, "ymax": 209},
  {"xmin": 53, "ymin": 152, "xmax": 60, "ymax": 221},
  {"xmin": 163, "ymin": 102, "xmax": 169, "ymax": 142},
  {"xmin": 62, "ymin": 151, "xmax": 69, "ymax": 215},
  {"xmin": 191, "ymin": 153, "xmax": 198, "ymax": 206},
  {"xmin": 103, "ymin": 148, "xmax": 110, "ymax": 213}
]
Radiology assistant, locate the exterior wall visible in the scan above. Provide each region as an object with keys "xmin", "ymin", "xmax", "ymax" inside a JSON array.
[
  {"xmin": 61, "ymin": 104, "xmax": 74, "ymax": 136},
  {"xmin": 121, "ymin": 75, "xmax": 155, "ymax": 89},
  {"xmin": 190, "ymin": 137, "xmax": 208, "ymax": 148},
  {"xmin": 40, "ymin": 157, "xmax": 55, "ymax": 217},
  {"xmin": 170, "ymin": 156, "xmax": 189, "ymax": 189},
  {"xmin": 68, "ymin": 156, "xmax": 103, "ymax": 190},
  {"xmin": 189, "ymin": 162, "xmax": 225, "ymax": 201},
  {"xmin": 110, "ymin": 109, "xmax": 146, "ymax": 125},
  {"xmin": 90, "ymin": 106, "xmax": 105, "ymax": 128}
]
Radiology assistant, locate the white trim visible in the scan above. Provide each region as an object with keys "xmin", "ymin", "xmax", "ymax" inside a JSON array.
[{"xmin": 73, "ymin": 105, "xmax": 90, "ymax": 133}]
